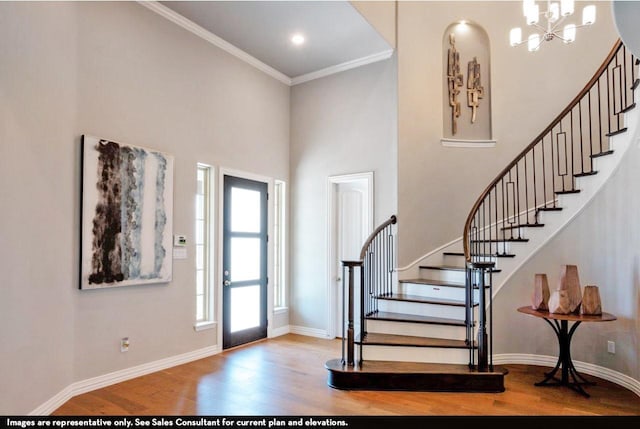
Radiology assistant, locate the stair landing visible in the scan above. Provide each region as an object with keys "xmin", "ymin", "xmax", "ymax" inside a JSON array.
[{"xmin": 325, "ymin": 359, "xmax": 508, "ymax": 392}]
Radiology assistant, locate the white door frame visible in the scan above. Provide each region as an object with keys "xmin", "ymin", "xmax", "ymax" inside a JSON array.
[
  {"xmin": 217, "ymin": 167, "xmax": 275, "ymax": 345},
  {"xmin": 327, "ymin": 172, "xmax": 374, "ymax": 339}
]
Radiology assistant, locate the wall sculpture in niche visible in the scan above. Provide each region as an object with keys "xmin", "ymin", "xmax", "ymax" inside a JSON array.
[
  {"xmin": 442, "ymin": 21, "xmax": 492, "ymax": 142},
  {"xmin": 80, "ymin": 135, "xmax": 174, "ymax": 290}
]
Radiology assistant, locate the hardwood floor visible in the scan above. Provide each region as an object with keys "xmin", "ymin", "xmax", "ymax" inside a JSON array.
[{"xmin": 53, "ymin": 334, "xmax": 640, "ymax": 416}]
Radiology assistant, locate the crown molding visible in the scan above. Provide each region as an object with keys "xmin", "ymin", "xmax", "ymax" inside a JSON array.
[
  {"xmin": 138, "ymin": 1, "xmax": 394, "ymax": 87},
  {"xmin": 137, "ymin": 1, "xmax": 292, "ymax": 86},
  {"xmin": 291, "ymin": 49, "xmax": 394, "ymax": 85}
]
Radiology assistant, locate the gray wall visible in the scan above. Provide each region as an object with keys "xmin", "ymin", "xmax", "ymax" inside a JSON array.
[
  {"xmin": 494, "ymin": 132, "xmax": 640, "ymax": 382},
  {"xmin": 0, "ymin": 1, "xmax": 290, "ymax": 413},
  {"xmin": 397, "ymin": 1, "xmax": 620, "ymax": 265},
  {"xmin": 290, "ymin": 57, "xmax": 398, "ymax": 331}
]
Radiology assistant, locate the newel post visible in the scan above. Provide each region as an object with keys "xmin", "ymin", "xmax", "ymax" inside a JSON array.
[
  {"xmin": 471, "ymin": 261, "xmax": 495, "ymax": 372},
  {"xmin": 342, "ymin": 260, "xmax": 362, "ymax": 366}
]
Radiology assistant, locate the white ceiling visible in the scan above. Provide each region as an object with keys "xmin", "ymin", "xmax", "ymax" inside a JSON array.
[{"xmin": 157, "ymin": 1, "xmax": 393, "ymax": 84}]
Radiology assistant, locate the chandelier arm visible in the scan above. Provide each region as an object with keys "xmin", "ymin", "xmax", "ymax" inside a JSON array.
[
  {"xmin": 572, "ymin": 23, "xmax": 593, "ymax": 30},
  {"xmin": 530, "ymin": 23, "xmax": 547, "ymax": 32},
  {"xmin": 533, "ymin": 38, "xmax": 544, "ymax": 51},
  {"xmin": 548, "ymin": 15, "xmax": 568, "ymax": 34}
]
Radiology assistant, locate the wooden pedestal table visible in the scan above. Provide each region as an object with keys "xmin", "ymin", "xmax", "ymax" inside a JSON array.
[{"xmin": 517, "ymin": 306, "xmax": 617, "ymax": 398}]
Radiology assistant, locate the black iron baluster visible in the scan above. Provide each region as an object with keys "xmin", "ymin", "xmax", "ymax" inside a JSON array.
[{"xmin": 597, "ymin": 78, "xmax": 604, "ymax": 154}]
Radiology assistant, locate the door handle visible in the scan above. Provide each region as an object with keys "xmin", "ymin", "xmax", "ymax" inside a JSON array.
[{"xmin": 224, "ymin": 280, "xmax": 231, "ymax": 286}]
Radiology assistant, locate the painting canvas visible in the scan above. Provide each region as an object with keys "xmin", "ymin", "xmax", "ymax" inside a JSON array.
[{"xmin": 80, "ymin": 135, "xmax": 174, "ymax": 289}]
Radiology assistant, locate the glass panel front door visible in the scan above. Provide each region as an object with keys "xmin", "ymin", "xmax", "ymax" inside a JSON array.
[{"xmin": 222, "ymin": 175, "xmax": 268, "ymax": 349}]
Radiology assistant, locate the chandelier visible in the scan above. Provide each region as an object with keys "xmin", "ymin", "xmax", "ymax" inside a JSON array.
[{"xmin": 510, "ymin": 0, "xmax": 596, "ymax": 52}]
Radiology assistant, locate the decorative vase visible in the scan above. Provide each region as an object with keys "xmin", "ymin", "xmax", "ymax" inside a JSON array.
[
  {"xmin": 549, "ymin": 290, "xmax": 571, "ymax": 314},
  {"xmin": 581, "ymin": 285, "xmax": 602, "ymax": 315},
  {"xmin": 531, "ymin": 274, "xmax": 550, "ymax": 311},
  {"xmin": 559, "ymin": 265, "xmax": 582, "ymax": 313}
]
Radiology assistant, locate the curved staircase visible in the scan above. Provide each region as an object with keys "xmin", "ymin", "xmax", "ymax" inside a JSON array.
[{"xmin": 326, "ymin": 40, "xmax": 639, "ymax": 392}]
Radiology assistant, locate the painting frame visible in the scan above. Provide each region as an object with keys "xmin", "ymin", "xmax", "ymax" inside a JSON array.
[{"xmin": 80, "ymin": 135, "xmax": 174, "ymax": 290}]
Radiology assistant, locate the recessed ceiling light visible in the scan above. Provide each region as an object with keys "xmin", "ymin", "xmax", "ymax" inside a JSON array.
[{"xmin": 291, "ymin": 34, "xmax": 305, "ymax": 46}]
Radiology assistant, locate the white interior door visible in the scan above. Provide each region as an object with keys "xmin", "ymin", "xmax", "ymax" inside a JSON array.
[{"xmin": 328, "ymin": 173, "xmax": 373, "ymax": 339}]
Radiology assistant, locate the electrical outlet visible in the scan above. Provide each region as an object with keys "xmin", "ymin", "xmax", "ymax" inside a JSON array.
[
  {"xmin": 121, "ymin": 337, "xmax": 130, "ymax": 353},
  {"xmin": 607, "ymin": 340, "xmax": 615, "ymax": 354}
]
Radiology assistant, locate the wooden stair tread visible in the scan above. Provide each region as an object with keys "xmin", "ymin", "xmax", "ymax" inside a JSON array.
[
  {"xmin": 470, "ymin": 253, "xmax": 516, "ymax": 258},
  {"xmin": 418, "ymin": 264, "xmax": 503, "ymax": 274},
  {"xmin": 574, "ymin": 171, "xmax": 598, "ymax": 177},
  {"xmin": 470, "ymin": 238, "xmax": 529, "ymax": 243},
  {"xmin": 419, "ymin": 264, "xmax": 466, "ymax": 271},
  {"xmin": 555, "ymin": 189, "xmax": 580, "ymax": 195},
  {"xmin": 365, "ymin": 311, "xmax": 465, "ymax": 326},
  {"xmin": 501, "ymin": 223, "xmax": 544, "ymax": 230},
  {"xmin": 399, "ymin": 278, "xmax": 465, "ymax": 288},
  {"xmin": 376, "ymin": 293, "xmax": 468, "ymax": 307},
  {"xmin": 325, "ymin": 358, "xmax": 508, "ymax": 392},
  {"xmin": 605, "ymin": 128, "xmax": 627, "ymax": 137},
  {"xmin": 357, "ymin": 332, "xmax": 474, "ymax": 349},
  {"xmin": 444, "ymin": 251, "xmax": 515, "ymax": 259},
  {"xmin": 591, "ymin": 149, "xmax": 615, "ymax": 158},
  {"xmin": 537, "ymin": 207, "xmax": 562, "ymax": 212}
]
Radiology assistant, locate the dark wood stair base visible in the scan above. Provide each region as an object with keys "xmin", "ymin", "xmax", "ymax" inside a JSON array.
[{"xmin": 325, "ymin": 359, "xmax": 508, "ymax": 392}]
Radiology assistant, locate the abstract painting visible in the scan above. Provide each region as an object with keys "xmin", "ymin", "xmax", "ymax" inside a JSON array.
[{"xmin": 80, "ymin": 135, "xmax": 174, "ymax": 289}]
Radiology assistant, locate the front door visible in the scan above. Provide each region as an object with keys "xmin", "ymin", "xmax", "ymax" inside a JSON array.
[{"xmin": 222, "ymin": 175, "xmax": 268, "ymax": 349}]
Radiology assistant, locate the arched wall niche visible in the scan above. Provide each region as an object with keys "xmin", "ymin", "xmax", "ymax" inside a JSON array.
[{"xmin": 442, "ymin": 21, "xmax": 494, "ymax": 145}]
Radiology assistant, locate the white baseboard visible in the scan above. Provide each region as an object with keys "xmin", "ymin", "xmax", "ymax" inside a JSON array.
[
  {"xmin": 270, "ymin": 325, "xmax": 291, "ymax": 338},
  {"xmin": 289, "ymin": 325, "xmax": 331, "ymax": 339},
  {"xmin": 494, "ymin": 353, "xmax": 640, "ymax": 398},
  {"xmin": 30, "ymin": 344, "xmax": 222, "ymax": 416}
]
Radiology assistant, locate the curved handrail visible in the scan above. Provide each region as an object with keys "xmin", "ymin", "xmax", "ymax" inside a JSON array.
[
  {"xmin": 339, "ymin": 214, "xmax": 397, "ymax": 366},
  {"xmin": 463, "ymin": 39, "xmax": 633, "ymax": 263},
  {"xmin": 358, "ymin": 215, "xmax": 397, "ymax": 261}
]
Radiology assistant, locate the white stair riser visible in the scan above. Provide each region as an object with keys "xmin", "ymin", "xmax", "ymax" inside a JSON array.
[
  {"xmin": 362, "ymin": 345, "xmax": 469, "ymax": 364},
  {"xmin": 366, "ymin": 319, "xmax": 469, "ymax": 341},
  {"xmin": 443, "ymin": 254, "xmax": 500, "ymax": 268},
  {"xmin": 471, "ymin": 241, "xmax": 514, "ymax": 255},
  {"xmin": 397, "ymin": 283, "xmax": 478, "ymax": 302},
  {"xmin": 377, "ymin": 299, "xmax": 465, "ymax": 320},
  {"xmin": 419, "ymin": 269, "xmax": 466, "ymax": 283}
]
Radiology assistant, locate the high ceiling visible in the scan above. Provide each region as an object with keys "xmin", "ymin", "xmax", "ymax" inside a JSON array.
[{"xmin": 159, "ymin": 1, "xmax": 392, "ymax": 83}]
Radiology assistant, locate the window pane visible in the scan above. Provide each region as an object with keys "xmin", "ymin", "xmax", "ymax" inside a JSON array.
[
  {"xmin": 231, "ymin": 237, "xmax": 260, "ymax": 282},
  {"xmin": 231, "ymin": 187, "xmax": 261, "ymax": 233},
  {"xmin": 196, "ymin": 295, "xmax": 204, "ymax": 321},
  {"xmin": 196, "ymin": 244, "xmax": 204, "ymax": 270},
  {"xmin": 196, "ymin": 270, "xmax": 204, "ymax": 295},
  {"xmin": 195, "ymin": 164, "xmax": 214, "ymax": 325},
  {"xmin": 195, "ymin": 195, "xmax": 204, "ymax": 220},
  {"xmin": 196, "ymin": 220, "xmax": 204, "ymax": 245},
  {"xmin": 230, "ymin": 285, "xmax": 260, "ymax": 332}
]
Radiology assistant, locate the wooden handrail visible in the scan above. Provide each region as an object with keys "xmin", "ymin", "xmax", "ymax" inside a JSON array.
[
  {"xmin": 340, "ymin": 214, "xmax": 397, "ymax": 366},
  {"xmin": 463, "ymin": 39, "xmax": 626, "ymax": 263},
  {"xmin": 358, "ymin": 215, "xmax": 397, "ymax": 261}
]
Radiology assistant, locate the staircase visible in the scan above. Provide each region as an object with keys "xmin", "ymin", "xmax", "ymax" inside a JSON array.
[{"xmin": 326, "ymin": 40, "xmax": 638, "ymax": 392}]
